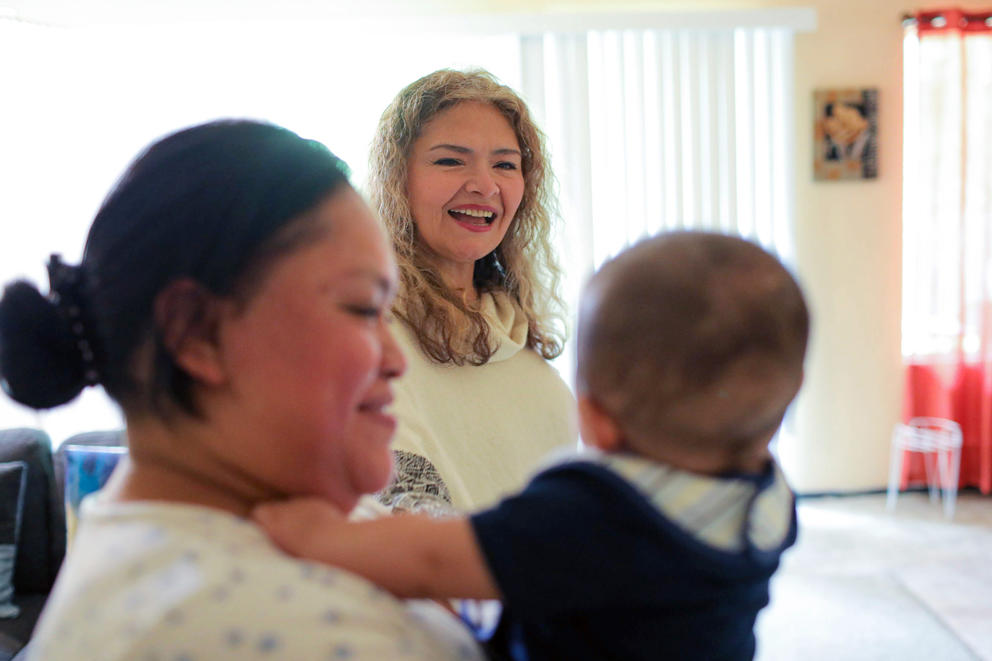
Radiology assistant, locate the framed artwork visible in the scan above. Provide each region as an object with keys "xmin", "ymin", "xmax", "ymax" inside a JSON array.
[{"xmin": 813, "ymin": 88, "xmax": 878, "ymax": 180}]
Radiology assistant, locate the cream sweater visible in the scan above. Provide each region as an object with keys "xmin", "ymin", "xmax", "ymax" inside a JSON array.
[{"xmin": 389, "ymin": 292, "xmax": 577, "ymax": 510}]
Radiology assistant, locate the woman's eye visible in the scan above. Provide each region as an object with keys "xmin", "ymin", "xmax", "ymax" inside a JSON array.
[
  {"xmin": 495, "ymin": 161, "xmax": 519, "ymax": 171},
  {"xmin": 433, "ymin": 158, "xmax": 462, "ymax": 166},
  {"xmin": 346, "ymin": 305, "xmax": 381, "ymax": 319}
]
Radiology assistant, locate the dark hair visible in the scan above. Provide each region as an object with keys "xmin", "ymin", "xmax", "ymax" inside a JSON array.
[
  {"xmin": 576, "ymin": 231, "xmax": 810, "ymax": 445},
  {"xmin": 0, "ymin": 119, "xmax": 351, "ymax": 415}
]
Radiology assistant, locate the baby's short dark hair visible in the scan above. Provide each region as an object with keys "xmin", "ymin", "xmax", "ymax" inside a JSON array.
[{"xmin": 576, "ymin": 231, "xmax": 809, "ymax": 449}]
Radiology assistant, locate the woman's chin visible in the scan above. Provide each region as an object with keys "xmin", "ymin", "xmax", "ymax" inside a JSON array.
[{"xmin": 352, "ymin": 460, "xmax": 395, "ymax": 499}]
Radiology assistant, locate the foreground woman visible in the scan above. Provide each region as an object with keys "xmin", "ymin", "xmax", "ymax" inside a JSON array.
[{"xmin": 0, "ymin": 120, "xmax": 483, "ymax": 660}]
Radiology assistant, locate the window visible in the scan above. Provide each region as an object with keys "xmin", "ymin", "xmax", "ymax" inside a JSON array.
[
  {"xmin": 519, "ymin": 17, "xmax": 812, "ymax": 386},
  {"xmin": 901, "ymin": 12, "xmax": 992, "ymax": 361}
]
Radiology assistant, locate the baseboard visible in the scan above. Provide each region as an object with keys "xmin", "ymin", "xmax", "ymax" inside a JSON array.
[{"xmin": 796, "ymin": 486, "xmax": 984, "ymax": 500}]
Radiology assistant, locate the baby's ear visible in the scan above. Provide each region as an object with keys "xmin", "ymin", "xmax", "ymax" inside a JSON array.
[
  {"xmin": 154, "ymin": 279, "xmax": 227, "ymax": 386},
  {"xmin": 577, "ymin": 395, "xmax": 624, "ymax": 453}
]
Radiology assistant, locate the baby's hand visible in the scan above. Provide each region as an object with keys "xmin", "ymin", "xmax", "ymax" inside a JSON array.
[{"xmin": 252, "ymin": 498, "xmax": 346, "ymax": 560}]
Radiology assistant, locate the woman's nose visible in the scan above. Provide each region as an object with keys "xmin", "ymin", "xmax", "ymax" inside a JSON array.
[
  {"xmin": 465, "ymin": 165, "xmax": 499, "ymax": 198},
  {"xmin": 379, "ymin": 320, "xmax": 406, "ymax": 380}
]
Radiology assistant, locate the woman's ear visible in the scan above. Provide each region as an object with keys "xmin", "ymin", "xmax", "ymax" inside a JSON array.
[
  {"xmin": 577, "ymin": 395, "xmax": 624, "ymax": 453},
  {"xmin": 153, "ymin": 279, "xmax": 227, "ymax": 386}
]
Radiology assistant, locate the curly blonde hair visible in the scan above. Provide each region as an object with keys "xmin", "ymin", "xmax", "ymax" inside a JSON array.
[{"xmin": 368, "ymin": 68, "xmax": 565, "ymax": 365}]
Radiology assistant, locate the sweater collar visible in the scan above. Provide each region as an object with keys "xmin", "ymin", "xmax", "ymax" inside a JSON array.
[{"xmin": 480, "ymin": 291, "xmax": 528, "ymax": 363}]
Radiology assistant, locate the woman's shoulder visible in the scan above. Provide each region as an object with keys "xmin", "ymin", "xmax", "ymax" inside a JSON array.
[{"xmin": 33, "ymin": 502, "xmax": 484, "ymax": 660}]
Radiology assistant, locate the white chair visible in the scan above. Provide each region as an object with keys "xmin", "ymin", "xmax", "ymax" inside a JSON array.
[{"xmin": 886, "ymin": 417, "xmax": 963, "ymax": 519}]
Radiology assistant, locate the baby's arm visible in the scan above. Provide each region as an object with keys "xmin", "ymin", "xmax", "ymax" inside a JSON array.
[{"xmin": 252, "ymin": 498, "xmax": 500, "ymax": 601}]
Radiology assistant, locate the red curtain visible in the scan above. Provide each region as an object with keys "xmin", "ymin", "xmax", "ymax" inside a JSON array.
[
  {"xmin": 901, "ymin": 8, "xmax": 992, "ymax": 494},
  {"xmin": 914, "ymin": 8, "xmax": 992, "ymax": 34},
  {"xmin": 904, "ymin": 363, "xmax": 992, "ymax": 492}
]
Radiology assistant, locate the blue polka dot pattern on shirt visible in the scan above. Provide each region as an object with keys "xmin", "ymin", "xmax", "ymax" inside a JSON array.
[
  {"xmin": 144, "ymin": 527, "xmax": 166, "ymax": 544},
  {"xmin": 258, "ymin": 633, "xmax": 281, "ymax": 652},
  {"xmin": 331, "ymin": 643, "xmax": 353, "ymax": 659},
  {"xmin": 125, "ymin": 589, "xmax": 146, "ymax": 609}
]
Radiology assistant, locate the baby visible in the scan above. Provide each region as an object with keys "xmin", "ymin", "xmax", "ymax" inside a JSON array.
[{"xmin": 254, "ymin": 231, "xmax": 809, "ymax": 661}]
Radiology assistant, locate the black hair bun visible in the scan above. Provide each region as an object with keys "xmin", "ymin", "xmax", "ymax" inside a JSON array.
[{"xmin": 0, "ymin": 280, "xmax": 87, "ymax": 408}]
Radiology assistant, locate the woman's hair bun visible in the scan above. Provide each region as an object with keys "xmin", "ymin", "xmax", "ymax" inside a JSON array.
[{"xmin": 0, "ymin": 280, "xmax": 87, "ymax": 408}]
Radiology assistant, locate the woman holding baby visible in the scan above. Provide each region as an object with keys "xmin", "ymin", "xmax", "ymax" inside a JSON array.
[{"xmin": 0, "ymin": 119, "xmax": 486, "ymax": 660}]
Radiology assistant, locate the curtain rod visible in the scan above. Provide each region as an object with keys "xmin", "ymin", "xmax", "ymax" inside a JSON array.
[{"xmin": 902, "ymin": 11, "xmax": 992, "ymax": 27}]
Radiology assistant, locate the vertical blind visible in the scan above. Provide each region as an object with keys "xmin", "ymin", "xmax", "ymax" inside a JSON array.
[{"xmin": 521, "ymin": 26, "xmax": 798, "ymax": 372}]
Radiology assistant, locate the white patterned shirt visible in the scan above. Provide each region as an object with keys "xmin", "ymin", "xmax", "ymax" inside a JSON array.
[{"xmin": 28, "ymin": 497, "xmax": 484, "ymax": 661}]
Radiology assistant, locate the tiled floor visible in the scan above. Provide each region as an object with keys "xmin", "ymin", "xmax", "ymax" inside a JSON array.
[{"xmin": 756, "ymin": 491, "xmax": 992, "ymax": 661}]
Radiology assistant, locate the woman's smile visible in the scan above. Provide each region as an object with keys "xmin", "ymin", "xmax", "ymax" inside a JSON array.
[
  {"xmin": 357, "ymin": 390, "xmax": 398, "ymax": 432},
  {"xmin": 449, "ymin": 204, "xmax": 499, "ymax": 231}
]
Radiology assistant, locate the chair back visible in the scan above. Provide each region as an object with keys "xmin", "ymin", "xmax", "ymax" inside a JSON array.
[
  {"xmin": 0, "ymin": 428, "xmax": 64, "ymax": 594},
  {"xmin": 53, "ymin": 431, "xmax": 127, "ymax": 504}
]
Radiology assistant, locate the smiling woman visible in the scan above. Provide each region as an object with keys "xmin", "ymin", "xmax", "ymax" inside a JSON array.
[
  {"xmin": 369, "ymin": 69, "xmax": 577, "ymax": 513},
  {"xmin": 203, "ymin": 188, "xmax": 405, "ymax": 511},
  {"xmin": 0, "ymin": 119, "xmax": 484, "ymax": 660}
]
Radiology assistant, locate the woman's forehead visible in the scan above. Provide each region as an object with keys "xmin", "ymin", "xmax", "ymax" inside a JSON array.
[
  {"xmin": 420, "ymin": 102, "xmax": 516, "ymax": 141},
  {"xmin": 266, "ymin": 192, "xmax": 394, "ymax": 287}
]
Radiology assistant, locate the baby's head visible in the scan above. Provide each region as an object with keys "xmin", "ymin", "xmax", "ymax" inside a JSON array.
[{"xmin": 575, "ymin": 232, "xmax": 809, "ymax": 475}]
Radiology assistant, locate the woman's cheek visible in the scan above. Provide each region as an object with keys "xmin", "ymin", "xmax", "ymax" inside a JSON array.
[{"xmin": 342, "ymin": 328, "xmax": 384, "ymax": 389}]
